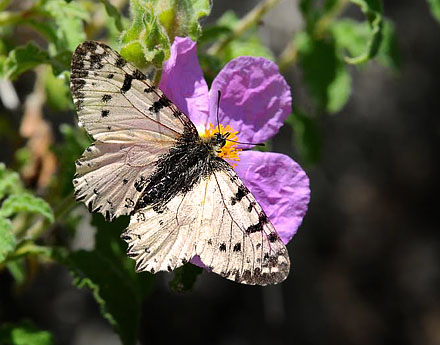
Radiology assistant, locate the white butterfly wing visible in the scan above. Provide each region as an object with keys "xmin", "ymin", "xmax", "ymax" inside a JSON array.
[
  {"xmin": 122, "ymin": 162, "xmax": 290, "ymax": 285},
  {"xmin": 70, "ymin": 41, "xmax": 196, "ymax": 219}
]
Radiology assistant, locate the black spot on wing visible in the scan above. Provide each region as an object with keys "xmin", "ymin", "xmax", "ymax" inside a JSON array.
[
  {"xmin": 233, "ymin": 243, "xmax": 241, "ymax": 252},
  {"xmin": 121, "ymin": 74, "xmax": 133, "ymax": 93},
  {"xmin": 246, "ymin": 211, "xmax": 269, "ymax": 234},
  {"xmin": 132, "ymin": 69, "xmax": 146, "ymax": 80},
  {"xmin": 71, "ymin": 79, "xmax": 86, "ymax": 95},
  {"xmin": 115, "ymin": 57, "xmax": 126, "ymax": 67},
  {"xmin": 144, "ymin": 86, "xmax": 155, "ymax": 93},
  {"xmin": 247, "ymin": 201, "xmax": 256, "ymax": 212},
  {"xmin": 149, "ymin": 95, "xmax": 171, "ymax": 114},
  {"xmin": 231, "ymin": 184, "xmax": 249, "ymax": 205},
  {"xmin": 219, "ymin": 243, "xmax": 227, "ymax": 252},
  {"xmin": 268, "ymin": 232, "xmax": 279, "ymax": 243},
  {"xmin": 107, "ymin": 73, "xmax": 114, "ymax": 79},
  {"xmin": 102, "ymin": 94, "xmax": 112, "ymax": 102},
  {"xmin": 101, "ymin": 110, "xmax": 109, "ymax": 117}
]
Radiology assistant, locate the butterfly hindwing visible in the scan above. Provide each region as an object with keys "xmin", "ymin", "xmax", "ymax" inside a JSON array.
[
  {"xmin": 198, "ymin": 164, "xmax": 290, "ymax": 285},
  {"xmin": 122, "ymin": 161, "xmax": 290, "ymax": 285},
  {"xmin": 70, "ymin": 41, "xmax": 197, "ymax": 219}
]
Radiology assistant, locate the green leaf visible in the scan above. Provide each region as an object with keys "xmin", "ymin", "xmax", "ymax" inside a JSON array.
[
  {"xmin": 121, "ymin": 0, "xmax": 211, "ymax": 69},
  {"xmin": 0, "ymin": 217, "xmax": 15, "ymax": 263},
  {"xmin": 0, "ymin": 42, "xmax": 49, "ymax": 80},
  {"xmin": 0, "ymin": 194, "xmax": 54, "ymax": 223},
  {"xmin": 427, "ymin": 0, "xmax": 440, "ymax": 22},
  {"xmin": 44, "ymin": 68, "xmax": 72, "ymax": 111},
  {"xmin": 377, "ymin": 19, "xmax": 401, "ymax": 70},
  {"xmin": 158, "ymin": 0, "xmax": 211, "ymax": 40},
  {"xmin": 62, "ymin": 215, "xmax": 154, "ymax": 345},
  {"xmin": 0, "ymin": 163, "xmax": 23, "ymax": 199},
  {"xmin": 169, "ymin": 263, "xmax": 203, "ymax": 292},
  {"xmin": 0, "ymin": 322, "xmax": 54, "ymax": 345},
  {"xmin": 38, "ymin": 0, "xmax": 89, "ymax": 53},
  {"xmin": 327, "ymin": 60, "xmax": 351, "ymax": 113},
  {"xmin": 295, "ymin": 31, "xmax": 351, "ymax": 113},
  {"xmin": 120, "ymin": 0, "xmax": 170, "ymax": 68},
  {"xmin": 287, "ymin": 108, "xmax": 322, "ymax": 164},
  {"xmin": 6, "ymin": 260, "xmax": 26, "ymax": 284},
  {"xmin": 99, "ymin": 0, "xmax": 124, "ymax": 32},
  {"xmin": 53, "ymin": 124, "xmax": 91, "ymax": 197},
  {"xmin": 331, "ymin": 18, "xmax": 400, "ymax": 70},
  {"xmin": 215, "ymin": 11, "xmax": 274, "ymax": 62},
  {"xmin": 198, "ymin": 25, "xmax": 232, "ymax": 47},
  {"xmin": 344, "ymin": 0, "xmax": 383, "ymax": 64}
]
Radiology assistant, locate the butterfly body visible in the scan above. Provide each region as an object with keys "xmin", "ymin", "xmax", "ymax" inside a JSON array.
[{"xmin": 70, "ymin": 41, "xmax": 290, "ymax": 285}]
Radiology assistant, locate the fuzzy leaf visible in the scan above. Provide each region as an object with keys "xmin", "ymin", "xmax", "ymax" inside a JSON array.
[
  {"xmin": 0, "ymin": 163, "xmax": 23, "ymax": 199},
  {"xmin": 0, "ymin": 194, "xmax": 54, "ymax": 223},
  {"xmin": 0, "ymin": 218, "xmax": 15, "ymax": 263},
  {"xmin": 120, "ymin": 0, "xmax": 170, "ymax": 68},
  {"xmin": 344, "ymin": 0, "xmax": 383, "ymax": 64},
  {"xmin": 0, "ymin": 43, "xmax": 49, "ymax": 80},
  {"xmin": 169, "ymin": 263, "xmax": 203, "ymax": 292},
  {"xmin": 0, "ymin": 322, "xmax": 53, "ymax": 345},
  {"xmin": 121, "ymin": 0, "xmax": 211, "ymax": 69}
]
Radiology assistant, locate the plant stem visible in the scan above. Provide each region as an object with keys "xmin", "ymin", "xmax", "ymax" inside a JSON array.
[
  {"xmin": 208, "ymin": 0, "xmax": 281, "ymax": 56},
  {"xmin": 314, "ymin": 0, "xmax": 350, "ymax": 38},
  {"xmin": 278, "ymin": 40, "xmax": 298, "ymax": 72}
]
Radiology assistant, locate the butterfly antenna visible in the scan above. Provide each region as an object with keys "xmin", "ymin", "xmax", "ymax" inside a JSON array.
[
  {"xmin": 216, "ymin": 90, "xmax": 222, "ymax": 135},
  {"xmin": 225, "ymin": 138, "xmax": 265, "ymax": 147}
]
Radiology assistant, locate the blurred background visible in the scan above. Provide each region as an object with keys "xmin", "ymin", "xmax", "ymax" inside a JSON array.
[{"xmin": 1, "ymin": 0, "xmax": 439, "ymax": 344}]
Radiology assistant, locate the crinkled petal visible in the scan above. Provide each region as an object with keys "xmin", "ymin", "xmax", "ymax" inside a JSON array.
[
  {"xmin": 208, "ymin": 57, "xmax": 291, "ymax": 144},
  {"xmin": 234, "ymin": 151, "xmax": 310, "ymax": 244},
  {"xmin": 159, "ymin": 37, "xmax": 209, "ymax": 128}
]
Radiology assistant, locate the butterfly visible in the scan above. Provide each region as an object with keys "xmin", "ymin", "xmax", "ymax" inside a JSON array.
[{"xmin": 70, "ymin": 41, "xmax": 290, "ymax": 285}]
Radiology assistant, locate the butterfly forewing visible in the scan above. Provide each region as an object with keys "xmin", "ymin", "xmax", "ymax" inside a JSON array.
[{"xmin": 70, "ymin": 41, "xmax": 196, "ymax": 219}]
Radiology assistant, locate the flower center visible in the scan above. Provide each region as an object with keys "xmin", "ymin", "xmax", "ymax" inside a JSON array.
[{"xmin": 201, "ymin": 123, "xmax": 242, "ymax": 164}]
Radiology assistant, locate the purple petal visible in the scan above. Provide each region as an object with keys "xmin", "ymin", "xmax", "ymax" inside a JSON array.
[
  {"xmin": 159, "ymin": 37, "xmax": 209, "ymax": 128},
  {"xmin": 235, "ymin": 151, "xmax": 310, "ymax": 244},
  {"xmin": 209, "ymin": 57, "xmax": 291, "ymax": 144}
]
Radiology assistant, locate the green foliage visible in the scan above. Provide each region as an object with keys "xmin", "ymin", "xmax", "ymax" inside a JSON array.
[
  {"xmin": 121, "ymin": 0, "xmax": 211, "ymax": 69},
  {"xmin": 295, "ymin": 31, "xmax": 351, "ymax": 114},
  {"xmin": 99, "ymin": 0, "xmax": 125, "ymax": 32},
  {"xmin": 0, "ymin": 43, "xmax": 49, "ymax": 80},
  {"xmin": 287, "ymin": 108, "xmax": 322, "ymax": 165},
  {"xmin": 344, "ymin": 0, "xmax": 383, "ymax": 64},
  {"xmin": 61, "ymin": 214, "xmax": 154, "ymax": 345},
  {"xmin": 215, "ymin": 11, "xmax": 274, "ymax": 61},
  {"xmin": 0, "ymin": 164, "xmax": 54, "ymax": 264},
  {"xmin": 0, "ymin": 217, "xmax": 15, "ymax": 262},
  {"xmin": 0, "ymin": 194, "xmax": 54, "ymax": 223},
  {"xmin": 427, "ymin": 0, "xmax": 440, "ymax": 22},
  {"xmin": 0, "ymin": 321, "xmax": 53, "ymax": 345}
]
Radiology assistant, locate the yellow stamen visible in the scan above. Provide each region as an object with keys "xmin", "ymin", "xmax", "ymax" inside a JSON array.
[{"xmin": 201, "ymin": 123, "xmax": 242, "ymax": 165}]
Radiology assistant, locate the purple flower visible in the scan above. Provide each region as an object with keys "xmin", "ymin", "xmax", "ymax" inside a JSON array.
[{"xmin": 159, "ymin": 37, "xmax": 310, "ymax": 249}]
